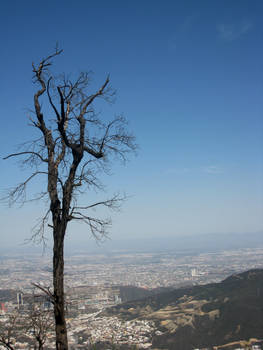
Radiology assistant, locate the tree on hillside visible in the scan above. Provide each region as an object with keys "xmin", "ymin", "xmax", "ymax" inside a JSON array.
[{"xmin": 3, "ymin": 47, "xmax": 136, "ymax": 350}]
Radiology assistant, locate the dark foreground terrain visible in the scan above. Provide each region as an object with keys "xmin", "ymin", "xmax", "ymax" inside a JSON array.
[{"xmin": 103, "ymin": 269, "xmax": 263, "ymax": 349}]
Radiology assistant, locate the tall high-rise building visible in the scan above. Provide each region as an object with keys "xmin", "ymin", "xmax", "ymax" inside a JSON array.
[{"xmin": 17, "ymin": 292, "xmax": 23, "ymax": 307}]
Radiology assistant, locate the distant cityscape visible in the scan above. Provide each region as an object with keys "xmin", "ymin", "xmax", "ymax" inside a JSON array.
[
  {"xmin": 1, "ymin": 246, "xmax": 263, "ymax": 349},
  {"xmin": 1, "ymin": 247, "xmax": 263, "ymax": 291}
]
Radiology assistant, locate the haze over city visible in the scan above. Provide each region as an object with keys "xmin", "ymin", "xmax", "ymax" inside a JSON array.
[{"xmin": 0, "ymin": 0, "xmax": 262, "ymax": 251}]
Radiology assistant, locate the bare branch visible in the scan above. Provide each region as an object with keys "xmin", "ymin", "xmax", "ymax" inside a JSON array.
[
  {"xmin": 28, "ymin": 209, "xmax": 51, "ymax": 247},
  {"xmin": 55, "ymin": 141, "xmax": 66, "ymax": 168},
  {"xmin": 79, "ymin": 76, "xmax": 110, "ymax": 119},
  {"xmin": 25, "ymin": 307, "xmax": 54, "ymax": 350},
  {"xmin": 32, "ymin": 48, "xmax": 63, "ymax": 76},
  {"xmin": 47, "ymin": 77, "xmax": 61, "ymax": 122},
  {"xmin": 32, "ymin": 49, "xmax": 63, "ymax": 152},
  {"xmin": 72, "ymin": 159, "xmax": 104, "ymax": 191},
  {"xmin": 69, "ymin": 213, "xmax": 111, "ymax": 240},
  {"xmin": 2, "ymin": 171, "xmax": 48, "ymax": 206},
  {"xmin": 73, "ymin": 194, "xmax": 124, "ymax": 211},
  {"xmin": 0, "ymin": 311, "xmax": 21, "ymax": 350},
  {"xmin": 83, "ymin": 145, "xmax": 103, "ymax": 159},
  {"xmin": 32, "ymin": 283, "xmax": 55, "ymax": 304},
  {"xmin": 3, "ymin": 151, "xmax": 48, "ymax": 163}
]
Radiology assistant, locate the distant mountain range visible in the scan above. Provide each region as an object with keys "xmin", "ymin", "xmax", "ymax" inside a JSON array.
[{"xmin": 103, "ymin": 269, "xmax": 263, "ymax": 350}]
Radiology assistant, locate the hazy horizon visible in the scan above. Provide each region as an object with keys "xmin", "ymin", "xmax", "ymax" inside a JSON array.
[{"xmin": 1, "ymin": 231, "xmax": 262, "ymax": 256}]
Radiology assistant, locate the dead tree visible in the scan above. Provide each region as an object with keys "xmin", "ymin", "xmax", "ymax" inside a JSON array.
[
  {"xmin": 0, "ymin": 306, "xmax": 54, "ymax": 350},
  {"xmin": 25, "ymin": 308, "xmax": 54, "ymax": 350},
  {"xmin": 3, "ymin": 48, "xmax": 136, "ymax": 350},
  {"xmin": 0, "ymin": 311, "xmax": 20, "ymax": 350}
]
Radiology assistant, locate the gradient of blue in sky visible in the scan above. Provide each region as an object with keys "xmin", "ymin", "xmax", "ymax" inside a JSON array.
[{"xmin": 0, "ymin": 0, "xmax": 262, "ymax": 249}]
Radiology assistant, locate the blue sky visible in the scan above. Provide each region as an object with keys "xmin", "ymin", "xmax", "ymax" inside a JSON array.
[{"xmin": 0, "ymin": 0, "xmax": 262, "ymax": 250}]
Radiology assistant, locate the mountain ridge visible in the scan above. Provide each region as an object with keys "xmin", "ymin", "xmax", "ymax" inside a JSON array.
[{"xmin": 103, "ymin": 269, "xmax": 263, "ymax": 349}]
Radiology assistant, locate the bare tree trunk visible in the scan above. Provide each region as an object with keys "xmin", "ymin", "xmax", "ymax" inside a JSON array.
[
  {"xmin": 53, "ymin": 220, "xmax": 68, "ymax": 350},
  {"xmin": 36, "ymin": 337, "xmax": 44, "ymax": 350}
]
